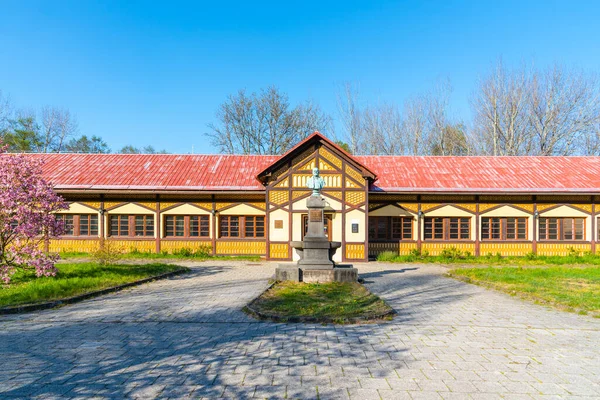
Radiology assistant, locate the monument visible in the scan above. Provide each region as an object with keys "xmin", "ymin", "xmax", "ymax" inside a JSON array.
[{"xmin": 275, "ymin": 168, "xmax": 358, "ymax": 283}]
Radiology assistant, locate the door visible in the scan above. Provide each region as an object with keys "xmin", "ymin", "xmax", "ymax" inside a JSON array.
[{"xmin": 302, "ymin": 213, "xmax": 332, "ymax": 240}]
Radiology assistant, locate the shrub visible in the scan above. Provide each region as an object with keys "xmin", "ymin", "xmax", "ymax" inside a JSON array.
[
  {"xmin": 376, "ymin": 251, "xmax": 398, "ymax": 262},
  {"xmin": 92, "ymin": 241, "xmax": 123, "ymax": 266},
  {"xmin": 172, "ymin": 245, "xmax": 212, "ymax": 258},
  {"xmin": 439, "ymin": 246, "xmax": 470, "ymax": 261},
  {"xmin": 567, "ymin": 246, "xmax": 582, "ymax": 258},
  {"xmin": 524, "ymin": 252, "xmax": 537, "ymax": 260}
]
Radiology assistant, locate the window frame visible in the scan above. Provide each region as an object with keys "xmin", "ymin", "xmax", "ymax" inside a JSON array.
[
  {"xmin": 56, "ymin": 214, "xmax": 98, "ymax": 237},
  {"xmin": 481, "ymin": 217, "xmax": 528, "ymax": 241},
  {"xmin": 163, "ymin": 215, "xmax": 210, "ymax": 238},
  {"xmin": 109, "ymin": 214, "xmax": 155, "ymax": 238},
  {"xmin": 423, "ymin": 217, "xmax": 471, "ymax": 241},
  {"xmin": 219, "ymin": 215, "xmax": 265, "ymax": 239},
  {"xmin": 538, "ymin": 217, "xmax": 585, "ymax": 241},
  {"xmin": 368, "ymin": 216, "xmax": 413, "ymax": 242}
]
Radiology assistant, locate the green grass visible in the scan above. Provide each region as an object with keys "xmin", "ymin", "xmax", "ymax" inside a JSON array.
[
  {"xmin": 60, "ymin": 251, "xmax": 262, "ymax": 262},
  {"xmin": 448, "ymin": 266, "xmax": 600, "ymax": 316},
  {"xmin": 249, "ymin": 281, "xmax": 393, "ymax": 323},
  {"xmin": 0, "ymin": 262, "xmax": 185, "ymax": 307},
  {"xmin": 377, "ymin": 248, "xmax": 600, "ymax": 267}
]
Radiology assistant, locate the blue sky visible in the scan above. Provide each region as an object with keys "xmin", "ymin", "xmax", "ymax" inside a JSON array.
[{"xmin": 1, "ymin": 1, "xmax": 599, "ymax": 153}]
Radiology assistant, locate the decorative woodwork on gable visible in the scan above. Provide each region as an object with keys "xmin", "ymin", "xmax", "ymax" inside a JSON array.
[
  {"xmin": 193, "ymin": 202, "xmax": 213, "ymax": 211},
  {"xmin": 318, "ymin": 147, "xmax": 343, "ymax": 169},
  {"xmin": 274, "ymin": 177, "xmax": 289, "ymax": 188},
  {"xmin": 345, "ymin": 191, "xmax": 366, "ymax": 206},
  {"xmin": 324, "ymin": 191, "xmax": 342, "ymax": 201},
  {"xmin": 80, "ymin": 202, "xmax": 101, "ymax": 210},
  {"xmin": 345, "ymin": 165, "xmax": 365, "ymax": 186},
  {"xmin": 269, "ymin": 191, "xmax": 289, "ymax": 205},
  {"xmin": 398, "ymin": 203, "xmax": 419, "ymax": 213}
]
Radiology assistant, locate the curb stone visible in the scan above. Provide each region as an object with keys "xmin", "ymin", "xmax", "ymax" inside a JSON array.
[{"xmin": 0, "ymin": 267, "xmax": 190, "ymax": 315}]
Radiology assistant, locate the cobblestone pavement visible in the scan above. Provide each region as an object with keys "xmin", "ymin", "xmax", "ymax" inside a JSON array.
[{"xmin": 1, "ymin": 261, "xmax": 599, "ymax": 399}]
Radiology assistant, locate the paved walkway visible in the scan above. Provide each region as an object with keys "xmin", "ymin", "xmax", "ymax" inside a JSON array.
[{"xmin": 1, "ymin": 262, "xmax": 599, "ymax": 399}]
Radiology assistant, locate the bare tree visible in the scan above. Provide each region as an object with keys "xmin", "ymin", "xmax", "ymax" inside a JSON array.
[
  {"xmin": 207, "ymin": 86, "xmax": 332, "ymax": 155},
  {"xmin": 528, "ymin": 65, "xmax": 600, "ymax": 155},
  {"xmin": 471, "ymin": 61, "xmax": 532, "ymax": 155},
  {"xmin": 360, "ymin": 103, "xmax": 404, "ymax": 155},
  {"xmin": 336, "ymin": 82, "xmax": 363, "ymax": 154},
  {"xmin": 40, "ymin": 106, "xmax": 78, "ymax": 153},
  {"xmin": 0, "ymin": 90, "xmax": 13, "ymax": 135}
]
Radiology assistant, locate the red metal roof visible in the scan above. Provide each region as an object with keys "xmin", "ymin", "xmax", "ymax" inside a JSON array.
[
  {"xmin": 27, "ymin": 153, "xmax": 278, "ymax": 191},
  {"xmin": 16, "ymin": 153, "xmax": 600, "ymax": 193},
  {"xmin": 355, "ymin": 156, "xmax": 600, "ymax": 193}
]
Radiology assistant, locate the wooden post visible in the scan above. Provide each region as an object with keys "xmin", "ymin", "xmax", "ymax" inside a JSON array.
[
  {"xmin": 100, "ymin": 195, "xmax": 105, "ymax": 249},
  {"xmin": 417, "ymin": 195, "xmax": 422, "ymax": 253},
  {"xmin": 155, "ymin": 195, "xmax": 161, "ymax": 254},
  {"xmin": 475, "ymin": 196, "xmax": 480, "ymax": 257},
  {"xmin": 211, "ymin": 194, "xmax": 217, "ymax": 256},
  {"xmin": 532, "ymin": 196, "xmax": 537, "ymax": 255},
  {"xmin": 592, "ymin": 200, "xmax": 596, "ymax": 255}
]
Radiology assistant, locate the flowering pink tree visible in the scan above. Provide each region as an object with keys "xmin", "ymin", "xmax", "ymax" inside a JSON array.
[{"xmin": 0, "ymin": 144, "xmax": 67, "ymax": 283}]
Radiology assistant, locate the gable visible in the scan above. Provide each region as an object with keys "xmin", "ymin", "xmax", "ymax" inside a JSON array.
[{"xmin": 256, "ymin": 132, "xmax": 376, "ymax": 186}]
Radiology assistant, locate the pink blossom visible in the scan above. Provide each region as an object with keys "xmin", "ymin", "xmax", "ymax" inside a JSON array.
[{"xmin": 0, "ymin": 142, "xmax": 68, "ymax": 283}]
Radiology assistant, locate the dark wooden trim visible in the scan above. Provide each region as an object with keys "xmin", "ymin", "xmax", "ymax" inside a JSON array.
[
  {"xmin": 341, "ymin": 159, "xmax": 346, "ymax": 262},
  {"xmin": 364, "ymin": 176, "xmax": 369, "ymax": 262},
  {"xmin": 592, "ymin": 202, "xmax": 596, "ymax": 254},
  {"xmin": 480, "ymin": 216, "xmax": 529, "ymax": 241},
  {"xmin": 162, "ymin": 215, "xmax": 210, "ymax": 239},
  {"xmin": 537, "ymin": 216, "xmax": 586, "ymax": 241},
  {"xmin": 477, "ymin": 203, "xmax": 535, "ymax": 215},
  {"xmin": 211, "ymin": 195, "xmax": 216, "ymax": 256},
  {"xmin": 533, "ymin": 197, "xmax": 537, "ymax": 254},
  {"xmin": 105, "ymin": 237, "xmax": 156, "ymax": 242},
  {"xmin": 417, "ymin": 196, "xmax": 422, "ymax": 252},
  {"xmin": 421, "ymin": 240, "xmax": 476, "ymax": 244},
  {"xmin": 423, "ymin": 216, "xmax": 471, "ymax": 241},
  {"xmin": 537, "ymin": 240, "xmax": 591, "ymax": 244},
  {"xmin": 537, "ymin": 203, "xmax": 593, "ymax": 215},
  {"xmin": 475, "ymin": 197, "xmax": 480, "ymax": 256},
  {"xmin": 155, "ymin": 195, "xmax": 161, "ymax": 254},
  {"xmin": 100, "ymin": 195, "xmax": 105, "ymax": 243},
  {"xmin": 480, "ymin": 240, "xmax": 532, "ymax": 244}
]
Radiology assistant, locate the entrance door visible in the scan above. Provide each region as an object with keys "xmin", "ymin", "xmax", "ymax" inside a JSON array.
[{"xmin": 302, "ymin": 213, "xmax": 332, "ymax": 240}]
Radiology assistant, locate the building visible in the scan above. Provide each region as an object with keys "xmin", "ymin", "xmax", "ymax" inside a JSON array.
[{"xmin": 34, "ymin": 132, "xmax": 600, "ymax": 261}]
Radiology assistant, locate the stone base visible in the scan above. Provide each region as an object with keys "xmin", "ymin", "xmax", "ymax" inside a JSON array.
[{"xmin": 276, "ymin": 264, "xmax": 357, "ymax": 283}]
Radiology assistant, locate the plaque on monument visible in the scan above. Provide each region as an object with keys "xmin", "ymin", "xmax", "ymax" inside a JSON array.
[{"xmin": 309, "ymin": 209, "xmax": 323, "ymax": 222}]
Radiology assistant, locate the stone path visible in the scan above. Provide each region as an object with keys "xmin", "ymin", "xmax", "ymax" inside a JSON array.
[{"xmin": 1, "ymin": 261, "xmax": 599, "ymax": 399}]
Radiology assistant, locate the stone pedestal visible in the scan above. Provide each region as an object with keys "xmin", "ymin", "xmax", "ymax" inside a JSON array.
[{"xmin": 275, "ymin": 195, "xmax": 357, "ymax": 283}]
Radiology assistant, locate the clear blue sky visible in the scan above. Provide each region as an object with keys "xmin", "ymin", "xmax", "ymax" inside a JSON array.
[{"xmin": 1, "ymin": 0, "xmax": 599, "ymax": 154}]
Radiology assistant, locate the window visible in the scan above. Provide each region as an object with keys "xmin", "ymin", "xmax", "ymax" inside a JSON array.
[
  {"xmin": 244, "ymin": 216, "xmax": 265, "ymax": 238},
  {"xmin": 135, "ymin": 215, "xmax": 154, "ymax": 237},
  {"xmin": 424, "ymin": 217, "xmax": 470, "ymax": 240},
  {"xmin": 219, "ymin": 216, "xmax": 265, "ymax": 238},
  {"xmin": 109, "ymin": 214, "xmax": 154, "ymax": 237},
  {"xmin": 539, "ymin": 218, "xmax": 584, "ymax": 241},
  {"xmin": 481, "ymin": 217, "xmax": 527, "ymax": 240},
  {"xmin": 56, "ymin": 214, "xmax": 74, "ymax": 235},
  {"xmin": 56, "ymin": 214, "xmax": 98, "ymax": 236},
  {"xmin": 368, "ymin": 217, "xmax": 412, "ymax": 241},
  {"xmin": 164, "ymin": 215, "xmax": 209, "ymax": 238}
]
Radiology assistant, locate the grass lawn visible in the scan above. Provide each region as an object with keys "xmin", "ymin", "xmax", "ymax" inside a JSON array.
[
  {"xmin": 377, "ymin": 249, "xmax": 600, "ymax": 267},
  {"xmin": 448, "ymin": 266, "xmax": 600, "ymax": 317},
  {"xmin": 0, "ymin": 262, "xmax": 185, "ymax": 308},
  {"xmin": 248, "ymin": 281, "xmax": 393, "ymax": 323},
  {"xmin": 60, "ymin": 251, "xmax": 261, "ymax": 262}
]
